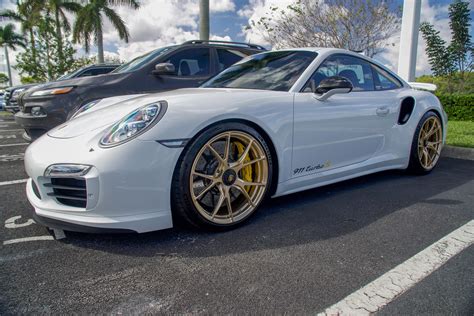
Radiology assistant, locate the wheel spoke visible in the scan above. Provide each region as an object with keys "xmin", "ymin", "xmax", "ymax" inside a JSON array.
[
  {"xmin": 194, "ymin": 182, "xmax": 217, "ymax": 200},
  {"xmin": 241, "ymin": 157, "xmax": 265, "ymax": 168},
  {"xmin": 423, "ymin": 148, "xmax": 431, "ymax": 166},
  {"xmin": 193, "ymin": 171, "xmax": 214, "ymax": 181},
  {"xmin": 427, "ymin": 143, "xmax": 438, "ymax": 152},
  {"xmin": 207, "ymin": 144, "xmax": 225, "ymax": 165},
  {"xmin": 236, "ymin": 178, "xmax": 266, "ymax": 187},
  {"xmin": 233, "ymin": 185, "xmax": 255, "ymax": 207},
  {"xmin": 211, "ymin": 184, "xmax": 225, "ymax": 219},
  {"xmin": 224, "ymin": 187, "xmax": 233, "ymax": 221},
  {"xmin": 223, "ymin": 133, "xmax": 231, "ymax": 162},
  {"xmin": 237, "ymin": 140, "xmax": 253, "ymax": 164},
  {"xmin": 425, "ymin": 120, "xmax": 439, "ymax": 139}
]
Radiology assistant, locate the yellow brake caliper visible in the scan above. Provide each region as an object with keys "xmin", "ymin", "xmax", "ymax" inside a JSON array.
[{"xmin": 235, "ymin": 142, "xmax": 252, "ymax": 192}]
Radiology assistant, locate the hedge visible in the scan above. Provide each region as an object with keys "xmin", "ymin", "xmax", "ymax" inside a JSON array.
[{"xmin": 435, "ymin": 93, "xmax": 474, "ymax": 121}]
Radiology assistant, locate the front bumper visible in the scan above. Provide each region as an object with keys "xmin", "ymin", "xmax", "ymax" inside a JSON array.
[
  {"xmin": 5, "ymin": 103, "xmax": 20, "ymax": 113},
  {"xmin": 25, "ymin": 133, "xmax": 183, "ymax": 233},
  {"xmin": 15, "ymin": 111, "xmax": 64, "ymax": 140}
]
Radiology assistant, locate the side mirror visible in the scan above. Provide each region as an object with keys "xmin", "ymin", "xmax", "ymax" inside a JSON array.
[
  {"xmin": 314, "ymin": 76, "xmax": 353, "ymax": 101},
  {"xmin": 152, "ymin": 62, "xmax": 176, "ymax": 75}
]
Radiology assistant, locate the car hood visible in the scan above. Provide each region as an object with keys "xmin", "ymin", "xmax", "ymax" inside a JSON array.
[
  {"xmin": 47, "ymin": 88, "xmax": 273, "ymax": 139},
  {"xmin": 27, "ymin": 72, "xmax": 127, "ymax": 93},
  {"xmin": 6, "ymin": 83, "xmax": 37, "ymax": 93}
]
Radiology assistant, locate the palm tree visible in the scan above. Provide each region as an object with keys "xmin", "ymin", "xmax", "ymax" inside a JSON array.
[
  {"xmin": 0, "ymin": 0, "xmax": 42, "ymax": 65},
  {"xmin": 73, "ymin": 0, "xmax": 140, "ymax": 63},
  {"xmin": 0, "ymin": 24, "xmax": 26, "ymax": 86},
  {"xmin": 46, "ymin": 0, "xmax": 82, "ymax": 71}
]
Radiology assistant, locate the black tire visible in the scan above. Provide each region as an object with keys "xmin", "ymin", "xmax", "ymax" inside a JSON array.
[
  {"xmin": 407, "ymin": 111, "xmax": 443, "ymax": 175},
  {"xmin": 171, "ymin": 122, "xmax": 274, "ymax": 230}
]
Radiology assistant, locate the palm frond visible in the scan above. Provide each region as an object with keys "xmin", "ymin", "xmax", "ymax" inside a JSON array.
[
  {"xmin": 61, "ymin": 1, "xmax": 83, "ymax": 13},
  {"xmin": 0, "ymin": 23, "xmax": 26, "ymax": 49},
  {"xmin": 107, "ymin": 0, "xmax": 140, "ymax": 10},
  {"xmin": 102, "ymin": 6, "xmax": 129, "ymax": 41}
]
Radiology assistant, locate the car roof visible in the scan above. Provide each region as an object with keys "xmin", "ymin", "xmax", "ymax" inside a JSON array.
[{"xmin": 180, "ymin": 40, "xmax": 266, "ymax": 51}]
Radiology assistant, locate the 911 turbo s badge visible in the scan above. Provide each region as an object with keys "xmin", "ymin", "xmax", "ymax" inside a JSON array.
[{"xmin": 293, "ymin": 161, "xmax": 332, "ymax": 175}]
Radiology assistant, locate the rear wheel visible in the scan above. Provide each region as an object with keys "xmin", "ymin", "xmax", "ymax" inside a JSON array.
[
  {"xmin": 408, "ymin": 112, "xmax": 443, "ymax": 174},
  {"xmin": 172, "ymin": 123, "xmax": 273, "ymax": 230}
]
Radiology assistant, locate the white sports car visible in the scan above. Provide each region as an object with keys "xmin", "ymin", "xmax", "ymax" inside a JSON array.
[{"xmin": 24, "ymin": 48, "xmax": 447, "ymax": 233}]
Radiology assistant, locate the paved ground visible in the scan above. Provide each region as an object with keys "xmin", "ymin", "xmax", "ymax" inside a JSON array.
[{"xmin": 0, "ymin": 114, "xmax": 473, "ymax": 314}]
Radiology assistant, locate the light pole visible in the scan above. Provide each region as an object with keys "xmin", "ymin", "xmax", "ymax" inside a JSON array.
[
  {"xmin": 199, "ymin": 0, "xmax": 209, "ymax": 41},
  {"xmin": 398, "ymin": 0, "xmax": 422, "ymax": 82}
]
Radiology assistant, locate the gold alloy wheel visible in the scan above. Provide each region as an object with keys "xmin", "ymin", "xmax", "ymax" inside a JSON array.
[
  {"xmin": 418, "ymin": 116, "xmax": 443, "ymax": 170},
  {"xmin": 189, "ymin": 131, "xmax": 269, "ymax": 224}
]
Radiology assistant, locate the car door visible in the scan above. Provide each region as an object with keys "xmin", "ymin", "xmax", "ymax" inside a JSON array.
[
  {"xmin": 291, "ymin": 54, "xmax": 399, "ymax": 178},
  {"xmin": 151, "ymin": 47, "xmax": 213, "ymax": 90}
]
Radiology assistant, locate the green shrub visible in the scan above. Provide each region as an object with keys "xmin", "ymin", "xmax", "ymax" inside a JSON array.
[
  {"xmin": 417, "ymin": 73, "xmax": 474, "ymax": 94},
  {"xmin": 435, "ymin": 93, "xmax": 474, "ymax": 121}
]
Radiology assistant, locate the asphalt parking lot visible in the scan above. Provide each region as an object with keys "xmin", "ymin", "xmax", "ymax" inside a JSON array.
[{"xmin": 0, "ymin": 114, "xmax": 473, "ymax": 314}]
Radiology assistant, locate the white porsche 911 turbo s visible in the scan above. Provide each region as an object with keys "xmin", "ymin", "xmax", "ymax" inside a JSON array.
[{"xmin": 25, "ymin": 48, "xmax": 447, "ymax": 233}]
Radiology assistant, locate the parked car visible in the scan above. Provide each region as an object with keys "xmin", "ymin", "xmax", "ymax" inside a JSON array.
[
  {"xmin": 25, "ymin": 48, "xmax": 447, "ymax": 234},
  {"xmin": 16, "ymin": 40, "xmax": 266, "ymax": 141},
  {"xmin": 4, "ymin": 83, "xmax": 37, "ymax": 113},
  {"xmin": 4, "ymin": 64, "xmax": 120, "ymax": 115},
  {"xmin": 0, "ymin": 90, "xmax": 4, "ymax": 111}
]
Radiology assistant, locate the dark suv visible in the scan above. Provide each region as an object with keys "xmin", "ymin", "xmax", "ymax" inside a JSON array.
[
  {"xmin": 5, "ymin": 64, "xmax": 119, "ymax": 114},
  {"xmin": 16, "ymin": 40, "xmax": 266, "ymax": 140}
]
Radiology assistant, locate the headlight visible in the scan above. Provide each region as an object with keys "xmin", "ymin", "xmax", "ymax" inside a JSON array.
[
  {"xmin": 100, "ymin": 102, "xmax": 164, "ymax": 147},
  {"xmin": 31, "ymin": 86, "xmax": 74, "ymax": 97},
  {"xmin": 12, "ymin": 88, "xmax": 26, "ymax": 98},
  {"xmin": 70, "ymin": 100, "xmax": 100, "ymax": 119}
]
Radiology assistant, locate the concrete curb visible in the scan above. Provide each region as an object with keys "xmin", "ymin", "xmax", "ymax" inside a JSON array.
[{"xmin": 442, "ymin": 145, "xmax": 474, "ymax": 161}]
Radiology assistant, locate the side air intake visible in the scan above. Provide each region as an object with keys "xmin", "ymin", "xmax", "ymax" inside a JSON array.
[{"xmin": 398, "ymin": 97, "xmax": 415, "ymax": 125}]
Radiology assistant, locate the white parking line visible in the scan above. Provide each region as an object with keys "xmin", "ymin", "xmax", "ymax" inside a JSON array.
[
  {"xmin": 3, "ymin": 236, "xmax": 55, "ymax": 245},
  {"xmin": 0, "ymin": 143, "xmax": 28, "ymax": 147},
  {"xmin": 0, "ymin": 129, "xmax": 23, "ymax": 132},
  {"xmin": 0, "ymin": 135, "xmax": 17, "ymax": 139},
  {"xmin": 0, "ymin": 179, "xmax": 28, "ymax": 186},
  {"xmin": 319, "ymin": 220, "xmax": 474, "ymax": 315}
]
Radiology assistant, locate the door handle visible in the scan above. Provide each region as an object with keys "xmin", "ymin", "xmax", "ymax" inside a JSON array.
[{"xmin": 376, "ymin": 107, "xmax": 389, "ymax": 116}]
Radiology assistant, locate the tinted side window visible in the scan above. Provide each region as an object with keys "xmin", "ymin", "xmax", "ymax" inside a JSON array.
[
  {"xmin": 372, "ymin": 65, "xmax": 402, "ymax": 90},
  {"xmin": 93, "ymin": 67, "xmax": 114, "ymax": 75},
  {"xmin": 304, "ymin": 54, "xmax": 375, "ymax": 92},
  {"xmin": 217, "ymin": 49, "xmax": 248, "ymax": 72},
  {"xmin": 77, "ymin": 70, "xmax": 93, "ymax": 77},
  {"xmin": 165, "ymin": 48, "xmax": 210, "ymax": 76}
]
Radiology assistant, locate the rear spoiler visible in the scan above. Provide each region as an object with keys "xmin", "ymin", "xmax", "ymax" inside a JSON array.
[{"xmin": 408, "ymin": 82, "xmax": 437, "ymax": 91}]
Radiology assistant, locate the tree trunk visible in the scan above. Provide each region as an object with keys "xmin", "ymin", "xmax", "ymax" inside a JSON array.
[
  {"xmin": 55, "ymin": 9, "xmax": 64, "ymax": 71},
  {"xmin": 97, "ymin": 25, "xmax": 104, "ymax": 63},
  {"xmin": 4, "ymin": 46, "xmax": 12, "ymax": 87}
]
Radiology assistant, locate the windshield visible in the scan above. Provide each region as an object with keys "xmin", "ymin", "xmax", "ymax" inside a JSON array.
[
  {"xmin": 112, "ymin": 46, "xmax": 176, "ymax": 73},
  {"xmin": 202, "ymin": 51, "xmax": 317, "ymax": 91},
  {"xmin": 57, "ymin": 68, "xmax": 84, "ymax": 80}
]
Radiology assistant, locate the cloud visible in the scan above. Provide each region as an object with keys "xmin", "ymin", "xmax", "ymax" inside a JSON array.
[
  {"xmin": 101, "ymin": 0, "xmax": 236, "ymax": 61},
  {"xmin": 237, "ymin": 0, "xmax": 295, "ymax": 45},
  {"xmin": 239, "ymin": 0, "xmax": 453, "ymax": 76}
]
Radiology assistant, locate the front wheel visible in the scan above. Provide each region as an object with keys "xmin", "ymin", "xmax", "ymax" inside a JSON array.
[
  {"xmin": 408, "ymin": 111, "xmax": 443, "ymax": 174},
  {"xmin": 172, "ymin": 123, "xmax": 273, "ymax": 230}
]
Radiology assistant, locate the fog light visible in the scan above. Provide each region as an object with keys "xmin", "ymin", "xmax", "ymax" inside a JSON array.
[{"xmin": 31, "ymin": 106, "xmax": 45, "ymax": 116}]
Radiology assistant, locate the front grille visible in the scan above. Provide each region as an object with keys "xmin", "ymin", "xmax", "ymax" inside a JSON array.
[
  {"xmin": 4, "ymin": 90, "xmax": 11, "ymax": 104},
  {"xmin": 17, "ymin": 94, "xmax": 25, "ymax": 111},
  {"xmin": 45, "ymin": 178, "xmax": 87, "ymax": 208}
]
